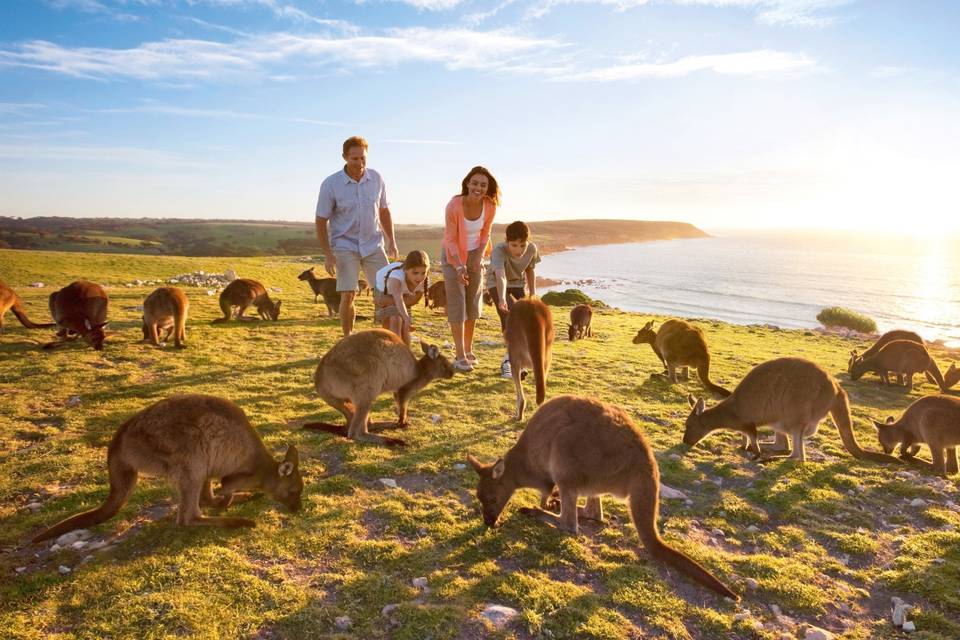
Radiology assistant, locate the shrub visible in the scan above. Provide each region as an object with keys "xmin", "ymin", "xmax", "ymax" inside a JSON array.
[
  {"xmin": 541, "ymin": 288, "xmax": 605, "ymax": 307},
  {"xmin": 816, "ymin": 306, "xmax": 877, "ymax": 333}
]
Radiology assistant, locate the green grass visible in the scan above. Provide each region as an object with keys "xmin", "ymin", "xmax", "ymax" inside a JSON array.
[{"xmin": 1, "ymin": 248, "xmax": 959, "ymax": 639}]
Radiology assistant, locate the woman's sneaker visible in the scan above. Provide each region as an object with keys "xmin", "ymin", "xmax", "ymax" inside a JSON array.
[
  {"xmin": 500, "ymin": 359, "xmax": 512, "ymax": 379},
  {"xmin": 453, "ymin": 358, "xmax": 474, "ymax": 372}
]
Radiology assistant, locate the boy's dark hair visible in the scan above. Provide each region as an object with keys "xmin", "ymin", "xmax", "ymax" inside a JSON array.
[{"xmin": 505, "ymin": 220, "xmax": 530, "ymax": 242}]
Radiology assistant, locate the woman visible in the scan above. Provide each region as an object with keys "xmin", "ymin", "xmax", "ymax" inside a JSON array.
[
  {"xmin": 442, "ymin": 166, "xmax": 499, "ymax": 372},
  {"xmin": 374, "ymin": 249, "xmax": 430, "ymax": 346}
]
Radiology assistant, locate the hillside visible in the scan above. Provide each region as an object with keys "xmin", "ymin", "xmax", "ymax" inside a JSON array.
[{"xmin": 1, "ymin": 249, "xmax": 958, "ymax": 640}]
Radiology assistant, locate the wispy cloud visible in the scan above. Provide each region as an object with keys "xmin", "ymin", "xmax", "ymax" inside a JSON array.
[
  {"xmin": 0, "ymin": 102, "xmax": 50, "ymax": 115},
  {"xmin": 42, "ymin": 0, "xmax": 142, "ymax": 22},
  {"xmin": 558, "ymin": 49, "xmax": 816, "ymax": 80},
  {"xmin": 381, "ymin": 138, "xmax": 457, "ymax": 144},
  {"xmin": 93, "ymin": 102, "xmax": 347, "ymax": 125},
  {"xmin": 0, "ymin": 143, "xmax": 209, "ymax": 168}
]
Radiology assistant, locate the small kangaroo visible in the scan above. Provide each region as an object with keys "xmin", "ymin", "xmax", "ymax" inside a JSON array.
[
  {"xmin": 426, "ymin": 280, "xmax": 447, "ymax": 310},
  {"xmin": 212, "ymin": 279, "xmax": 281, "ymax": 323},
  {"xmin": 142, "ymin": 286, "xmax": 189, "ymax": 348},
  {"xmin": 944, "ymin": 363, "xmax": 959, "ymax": 389},
  {"xmin": 873, "ymin": 395, "xmax": 960, "ymax": 477},
  {"xmin": 505, "ymin": 299, "xmax": 554, "ymax": 421},
  {"xmin": 298, "ymin": 267, "xmax": 341, "ymax": 317},
  {"xmin": 633, "ymin": 319, "xmax": 731, "ymax": 398},
  {"xmin": 849, "ymin": 340, "xmax": 947, "ymax": 391},
  {"xmin": 0, "ymin": 281, "xmax": 55, "ymax": 334},
  {"xmin": 468, "ymin": 395, "xmax": 737, "ymax": 600},
  {"xmin": 848, "ymin": 330, "xmax": 936, "ymax": 386},
  {"xmin": 31, "ymin": 394, "xmax": 302, "ymax": 542},
  {"xmin": 45, "ymin": 280, "xmax": 110, "ymax": 351},
  {"xmin": 684, "ymin": 357, "xmax": 903, "ymax": 464},
  {"xmin": 567, "ymin": 304, "xmax": 593, "ymax": 341},
  {"xmin": 303, "ymin": 329, "xmax": 455, "ymax": 446}
]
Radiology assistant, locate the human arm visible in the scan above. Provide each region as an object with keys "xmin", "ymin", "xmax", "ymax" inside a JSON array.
[
  {"xmin": 387, "ymin": 277, "xmax": 412, "ymax": 328},
  {"xmin": 315, "ymin": 217, "xmax": 336, "ymax": 276},
  {"xmin": 379, "ymin": 206, "xmax": 398, "ymax": 261}
]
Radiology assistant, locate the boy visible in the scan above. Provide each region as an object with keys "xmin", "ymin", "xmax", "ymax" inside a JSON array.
[{"xmin": 485, "ymin": 220, "xmax": 540, "ymax": 378}]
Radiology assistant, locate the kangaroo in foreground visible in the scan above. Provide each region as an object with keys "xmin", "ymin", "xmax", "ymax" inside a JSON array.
[
  {"xmin": 633, "ymin": 319, "xmax": 731, "ymax": 398},
  {"xmin": 849, "ymin": 329, "xmax": 936, "ymax": 385},
  {"xmin": 505, "ymin": 299, "xmax": 554, "ymax": 421},
  {"xmin": 212, "ymin": 279, "xmax": 281, "ymax": 323},
  {"xmin": 0, "ymin": 281, "xmax": 55, "ymax": 334},
  {"xmin": 142, "ymin": 286, "xmax": 189, "ymax": 348},
  {"xmin": 567, "ymin": 303, "xmax": 593, "ymax": 341},
  {"xmin": 873, "ymin": 395, "xmax": 960, "ymax": 477},
  {"xmin": 298, "ymin": 267, "xmax": 341, "ymax": 317},
  {"xmin": 44, "ymin": 280, "xmax": 110, "ymax": 351},
  {"xmin": 468, "ymin": 395, "xmax": 737, "ymax": 600},
  {"xmin": 685, "ymin": 357, "xmax": 903, "ymax": 464},
  {"xmin": 303, "ymin": 329, "xmax": 455, "ymax": 446},
  {"xmin": 849, "ymin": 340, "xmax": 947, "ymax": 391},
  {"xmin": 31, "ymin": 394, "xmax": 302, "ymax": 542},
  {"xmin": 426, "ymin": 280, "xmax": 447, "ymax": 310}
]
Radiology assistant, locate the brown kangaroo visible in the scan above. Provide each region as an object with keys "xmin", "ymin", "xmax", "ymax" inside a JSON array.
[
  {"xmin": 873, "ymin": 395, "xmax": 960, "ymax": 477},
  {"xmin": 684, "ymin": 357, "xmax": 902, "ymax": 464},
  {"xmin": 505, "ymin": 299, "xmax": 554, "ymax": 421},
  {"xmin": 468, "ymin": 395, "xmax": 737, "ymax": 600},
  {"xmin": 0, "ymin": 281, "xmax": 55, "ymax": 334},
  {"xmin": 31, "ymin": 394, "xmax": 302, "ymax": 542},
  {"xmin": 45, "ymin": 280, "xmax": 109, "ymax": 351},
  {"xmin": 849, "ymin": 340, "xmax": 947, "ymax": 391},
  {"xmin": 848, "ymin": 329, "xmax": 935, "ymax": 385},
  {"xmin": 426, "ymin": 280, "xmax": 447, "ymax": 310},
  {"xmin": 298, "ymin": 267, "xmax": 341, "ymax": 317},
  {"xmin": 943, "ymin": 363, "xmax": 959, "ymax": 390},
  {"xmin": 303, "ymin": 329, "xmax": 455, "ymax": 446},
  {"xmin": 633, "ymin": 319, "xmax": 731, "ymax": 398},
  {"xmin": 212, "ymin": 279, "xmax": 281, "ymax": 323},
  {"xmin": 142, "ymin": 286, "xmax": 189, "ymax": 348},
  {"xmin": 567, "ymin": 304, "xmax": 593, "ymax": 341}
]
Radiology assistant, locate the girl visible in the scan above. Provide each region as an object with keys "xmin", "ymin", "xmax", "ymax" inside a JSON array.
[{"xmin": 375, "ymin": 249, "xmax": 430, "ymax": 346}]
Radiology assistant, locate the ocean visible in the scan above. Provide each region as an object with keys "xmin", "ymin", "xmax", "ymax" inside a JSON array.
[{"xmin": 538, "ymin": 229, "xmax": 960, "ymax": 347}]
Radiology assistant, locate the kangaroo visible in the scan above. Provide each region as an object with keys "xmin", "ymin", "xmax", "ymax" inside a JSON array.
[
  {"xmin": 873, "ymin": 395, "xmax": 960, "ymax": 476},
  {"xmin": 426, "ymin": 280, "xmax": 447, "ymax": 310},
  {"xmin": 0, "ymin": 281, "xmax": 55, "ymax": 334},
  {"xmin": 212, "ymin": 278, "xmax": 281, "ymax": 323},
  {"xmin": 567, "ymin": 304, "xmax": 593, "ymax": 341},
  {"xmin": 141, "ymin": 286, "xmax": 189, "ymax": 348},
  {"xmin": 298, "ymin": 267, "xmax": 341, "ymax": 317},
  {"xmin": 633, "ymin": 319, "xmax": 731, "ymax": 398},
  {"xmin": 848, "ymin": 330, "xmax": 935, "ymax": 385},
  {"xmin": 684, "ymin": 357, "xmax": 903, "ymax": 464},
  {"xmin": 943, "ymin": 363, "xmax": 959, "ymax": 390},
  {"xmin": 468, "ymin": 395, "xmax": 737, "ymax": 599},
  {"xmin": 44, "ymin": 280, "xmax": 110, "ymax": 351},
  {"xmin": 303, "ymin": 329, "xmax": 455, "ymax": 446},
  {"xmin": 849, "ymin": 340, "xmax": 947, "ymax": 391},
  {"xmin": 31, "ymin": 394, "xmax": 302, "ymax": 543},
  {"xmin": 505, "ymin": 299, "xmax": 554, "ymax": 421}
]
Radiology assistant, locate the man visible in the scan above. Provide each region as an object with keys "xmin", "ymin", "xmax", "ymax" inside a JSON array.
[{"xmin": 315, "ymin": 136, "xmax": 399, "ymax": 336}]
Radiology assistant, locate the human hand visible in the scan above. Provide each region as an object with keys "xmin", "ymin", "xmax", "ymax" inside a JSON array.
[
  {"xmin": 323, "ymin": 253, "xmax": 337, "ymax": 276},
  {"xmin": 457, "ymin": 267, "xmax": 469, "ymax": 286},
  {"xmin": 387, "ymin": 243, "xmax": 399, "ymax": 261}
]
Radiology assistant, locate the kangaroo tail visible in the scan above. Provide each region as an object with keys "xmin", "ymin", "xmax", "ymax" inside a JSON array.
[
  {"xmin": 32, "ymin": 454, "xmax": 137, "ymax": 543},
  {"xmin": 830, "ymin": 388, "xmax": 902, "ymax": 464},
  {"xmin": 11, "ymin": 300, "xmax": 55, "ymax": 329},
  {"xmin": 629, "ymin": 476, "xmax": 737, "ymax": 599},
  {"xmin": 697, "ymin": 360, "xmax": 731, "ymax": 398},
  {"xmin": 926, "ymin": 357, "xmax": 947, "ymax": 391},
  {"xmin": 528, "ymin": 320, "xmax": 547, "ymax": 405}
]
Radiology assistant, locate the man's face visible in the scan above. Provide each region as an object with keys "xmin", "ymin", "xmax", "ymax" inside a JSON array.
[
  {"xmin": 343, "ymin": 146, "xmax": 367, "ymax": 175},
  {"xmin": 507, "ymin": 239, "xmax": 527, "ymax": 258}
]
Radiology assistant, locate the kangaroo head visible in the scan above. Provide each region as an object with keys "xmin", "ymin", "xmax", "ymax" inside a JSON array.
[
  {"xmin": 82, "ymin": 318, "xmax": 109, "ymax": 351},
  {"xmin": 268, "ymin": 445, "xmax": 303, "ymax": 512},
  {"xmin": 871, "ymin": 416, "xmax": 900, "ymax": 454},
  {"xmin": 297, "ymin": 267, "xmax": 315, "ymax": 281},
  {"xmin": 847, "ymin": 349, "xmax": 860, "ymax": 374},
  {"xmin": 270, "ymin": 299, "xmax": 282, "ymax": 321},
  {"xmin": 467, "ymin": 454, "xmax": 514, "ymax": 528},
  {"xmin": 682, "ymin": 394, "xmax": 708, "ymax": 447},
  {"xmin": 567, "ymin": 323, "xmax": 577, "ymax": 342},
  {"xmin": 632, "ymin": 320, "xmax": 656, "ymax": 345},
  {"xmin": 420, "ymin": 340, "xmax": 455, "ymax": 379},
  {"xmin": 849, "ymin": 355, "xmax": 867, "ymax": 380}
]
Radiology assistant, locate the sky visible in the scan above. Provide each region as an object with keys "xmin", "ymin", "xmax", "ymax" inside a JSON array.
[{"xmin": 1, "ymin": 0, "xmax": 959, "ymax": 232}]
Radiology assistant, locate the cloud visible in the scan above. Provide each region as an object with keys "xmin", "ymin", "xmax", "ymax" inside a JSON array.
[
  {"xmin": 377, "ymin": 0, "xmax": 466, "ymax": 8},
  {"xmin": 93, "ymin": 102, "xmax": 346, "ymax": 125},
  {"xmin": 559, "ymin": 49, "xmax": 816, "ymax": 80},
  {"xmin": 0, "ymin": 143, "xmax": 208, "ymax": 168},
  {"xmin": 381, "ymin": 138, "xmax": 457, "ymax": 144},
  {"xmin": 42, "ymin": 0, "xmax": 142, "ymax": 21},
  {"xmin": 0, "ymin": 102, "xmax": 50, "ymax": 115}
]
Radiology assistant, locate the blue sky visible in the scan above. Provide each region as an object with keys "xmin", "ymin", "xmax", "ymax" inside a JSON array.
[{"xmin": 1, "ymin": 0, "xmax": 958, "ymax": 231}]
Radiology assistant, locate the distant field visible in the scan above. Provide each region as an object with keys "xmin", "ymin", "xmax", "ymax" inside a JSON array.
[{"xmin": 1, "ymin": 249, "xmax": 958, "ymax": 639}]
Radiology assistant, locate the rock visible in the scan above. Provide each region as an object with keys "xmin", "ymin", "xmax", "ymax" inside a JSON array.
[
  {"xmin": 746, "ymin": 525, "xmax": 759, "ymax": 533},
  {"xmin": 803, "ymin": 626, "xmax": 834, "ymax": 640},
  {"xmin": 480, "ymin": 605, "xmax": 519, "ymax": 629},
  {"xmin": 25, "ymin": 501, "xmax": 42, "ymax": 513},
  {"xmin": 381, "ymin": 603, "xmax": 400, "ymax": 617},
  {"xmin": 206, "ymin": 290, "xmax": 216, "ymax": 296},
  {"xmin": 430, "ymin": 414, "xmax": 442, "ymax": 424},
  {"xmin": 711, "ymin": 528, "xmax": 726, "ymax": 537},
  {"xmin": 50, "ymin": 544, "xmax": 62, "ymax": 552},
  {"xmin": 902, "ymin": 621, "xmax": 916, "ymax": 632},
  {"xmin": 15, "ymin": 567, "xmax": 27, "ymax": 574},
  {"xmin": 81, "ymin": 555, "xmax": 94, "ymax": 564},
  {"xmin": 733, "ymin": 611, "xmax": 752, "ymax": 622},
  {"xmin": 270, "ymin": 287, "xmax": 282, "ymax": 294},
  {"xmin": 66, "ymin": 396, "xmax": 81, "ymax": 407},
  {"xmin": 745, "ymin": 578, "xmax": 759, "ymax": 590},
  {"xmin": 896, "ymin": 471, "xmax": 918, "ymax": 480},
  {"xmin": 55, "ymin": 530, "xmax": 91, "ymax": 547},
  {"xmin": 668, "ymin": 453, "xmax": 682, "ymax": 461},
  {"xmin": 659, "ymin": 484, "xmax": 689, "ymax": 500},
  {"xmin": 909, "ymin": 498, "xmax": 926, "ymax": 508},
  {"xmin": 70, "ymin": 541, "xmax": 87, "ymax": 550},
  {"xmin": 30, "ymin": 282, "xmax": 44, "ymax": 288},
  {"xmin": 412, "ymin": 576, "xmax": 428, "ymax": 589},
  {"xmin": 334, "ymin": 616, "xmax": 351, "ymax": 630},
  {"xmin": 891, "ymin": 598, "xmax": 911, "ymax": 626},
  {"xmin": 379, "ymin": 478, "xmax": 398, "ymax": 489},
  {"xmin": 224, "ymin": 269, "xmax": 237, "ymax": 282},
  {"xmin": 770, "ymin": 604, "xmax": 782, "ymax": 617},
  {"xmin": 58, "ymin": 565, "xmax": 71, "ymax": 575},
  {"xmin": 86, "ymin": 540, "xmax": 108, "ymax": 551},
  {"xmin": 453, "ymin": 463, "xmax": 467, "ymax": 471}
]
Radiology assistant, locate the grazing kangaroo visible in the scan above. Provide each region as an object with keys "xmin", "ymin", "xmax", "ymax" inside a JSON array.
[
  {"xmin": 849, "ymin": 340, "xmax": 947, "ymax": 391},
  {"xmin": 212, "ymin": 279, "xmax": 281, "ymax": 323},
  {"xmin": 873, "ymin": 395, "xmax": 960, "ymax": 477},
  {"xmin": 685, "ymin": 357, "xmax": 903, "ymax": 464},
  {"xmin": 142, "ymin": 286, "xmax": 189, "ymax": 348},
  {"xmin": 633, "ymin": 319, "xmax": 731, "ymax": 398},
  {"xmin": 426, "ymin": 280, "xmax": 447, "ymax": 310},
  {"xmin": 945, "ymin": 363, "xmax": 959, "ymax": 389},
  {"xmin": 468, "ymin": 395, "xmax": 737, "ymax": 600},
  {"xmin": 45, "ymin": 281, "xmax": 110, "ymax": 351},
  {"xmin": 568, "ymin": 304, "xmax": 593, "ymax": 341},
  {"xmin": 0, "ymin": 281, "xmax": 54, "ymax": 334},
  {"xmin": 303, "ymin": 329, "xmax": 455, "ymax": 446},
  {"xmin": 505, "ymin": 299, "xmax": 554, "ymax": 421},
  {"xmin": 31, "ymin": 394, "xmax": 302, "ymax": 542},
  {"xmin": 298, "ymin": 267, "xmax": 341, "ymax": 317},
  {"xmin": 849, "ymin": 330, "xmax": 936, "ymax": 385}
]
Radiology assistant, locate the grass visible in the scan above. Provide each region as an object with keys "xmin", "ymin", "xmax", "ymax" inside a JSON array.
[{"xmin": 1, "ymin": 248, "xmax": 959, "ymax": 639}]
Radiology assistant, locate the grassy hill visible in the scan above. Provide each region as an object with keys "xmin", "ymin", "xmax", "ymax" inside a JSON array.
[{"xmin": 1, "ymin": 249, "xmax": 958, "ymax": 639}]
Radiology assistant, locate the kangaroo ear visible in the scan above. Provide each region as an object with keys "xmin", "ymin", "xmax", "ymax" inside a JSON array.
[
  {"xmin": 94, "ymin": 322, "xmax": 109, "ymax": 330},
  {"xmin": 491, "ymin": 458, "xmax": 505, "ymax": 479},
  {"xmin": 84, "ymin": 318, "xmax": 92, "ymax": 330},
  {"xmin": 885, "ymin": 416, "xmax": 895, "ymax": 424},
  {"xmin": 466, "ymin": 454, "xmax": 484, "ymax": 473},
  {"xmin": 687, "ymin": 394, "xmax": 697, "ymax": 408},
  {"xmin": 420, "ymin": 341, "xmax": 439, "ymax": 359},
  {"xmin": 850, "ymin": 349, "xmax": 858, "ymax": 357},
  {"xmin": 284, "ymin": 444, "xmax": 299, "ymax": 465},
  {"xmin": 694, "ymin": 397, "xmax": 705, "ymax": 416},
  {"xmin": 275, "ymin": 300, "xmax": 282, "ymax": 309}
]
